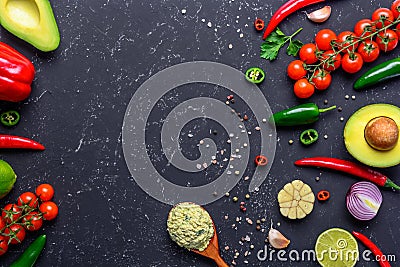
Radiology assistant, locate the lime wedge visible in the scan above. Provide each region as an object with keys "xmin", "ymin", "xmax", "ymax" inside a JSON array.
[
  {"xmin": 0, "ymin": 160, "xmax": 16, "ymax": 199},
  {"xmin": 315, "ymin": 228, "xmax": 359, "ymax": 267}
]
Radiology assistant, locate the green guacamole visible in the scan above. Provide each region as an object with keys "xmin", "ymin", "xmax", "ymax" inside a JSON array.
[{"xmin": 167, "ymin": 202, "xmax": 214, "ymax": 251}]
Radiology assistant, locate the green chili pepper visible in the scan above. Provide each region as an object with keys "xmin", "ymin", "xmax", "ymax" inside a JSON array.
[
  {"xmin": 10, "ymin": 235, "xmax": 46, "ymax": 267},
  {"xmin": 245, "ymin": 67, "xmax": 265, "ymax": 84},
  {"xmin": 270, "ymin": 103, "xmax": 336, "ymax": 126},
  {"xmin": 300, "ymin": 129, "xmax": 319, "ymax": 145},
  {"xmin": 1, "ymin": 110, "xmax": 20, "ymax": 127},
  {"xmin": 354, "ymin": 57, "xmax": 400, "ymax": 90}
]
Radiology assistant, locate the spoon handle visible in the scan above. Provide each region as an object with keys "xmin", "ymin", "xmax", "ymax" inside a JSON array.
[{"xmin": 214, "ymin": 254, "xmax": 229, "ymax": 267}]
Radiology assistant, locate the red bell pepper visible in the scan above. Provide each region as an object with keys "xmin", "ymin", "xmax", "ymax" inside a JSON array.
[{"xmin": 0, "ymin": 42, "xmax": 35, "ymax": 102}]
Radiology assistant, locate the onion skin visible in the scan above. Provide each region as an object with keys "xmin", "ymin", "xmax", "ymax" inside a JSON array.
[{"xmin": 346, "ymin": 181, "xmax": 383, "ymax": 221}]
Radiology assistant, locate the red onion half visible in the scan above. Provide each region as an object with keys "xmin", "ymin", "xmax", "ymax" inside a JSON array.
[{"xmin": 346, "ymin": 181, "xmax": 383, "ymax": 221}]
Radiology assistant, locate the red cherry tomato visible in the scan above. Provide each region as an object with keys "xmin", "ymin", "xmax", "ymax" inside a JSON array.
[
  {"xmin": 294, "ymin": 78, "xmax": 315, "ymax": 99},
  {"xmin": 0, "ymin": 236, "xmax": 8, "ymax": 256},
  {"xmin": 39, "ymin": 201, "xmax": 59, "ymax": 221},
  {"xmin": 23, "ymin": 211, "xmax": 43, "ymax": 231},
  {"xmin": 372, "ymin": 8, "xmax": 394, "ymax": 29},
  {"xmin": 18, "ymin": 192, "xmax": 39, "ymax": 208},
  {"xmin": 36, "ymin": 184, "xmax": 55, "ymax": 201},
  {"xmin": 311, "ymin": 69, "xmax": 332, "ymax": 90},
  {"xmin": 4, "ymin": 224, "xmax": 25, "ymax": 245},
  {"xmin": 315, "ymin": 29, "xmax": 337, "ymax": 51},
  {"xmin": 321, "ymin": 50, "xmax": 341, "ymax": 71},
  {"xmin": 287, "ymin": 60, "xmax": 307, "ymax": 80},
  {"xmin": 341, "ymin": 53, "xmax": 363, "ymax": 74},
  {"xmin": 2, "ymin": 204, "xmax": 22, "ymax": 224},
  {"xmin": 357, "ymin": 40, "xmax": 380, "ymax": 62},
  {"xmin": 354, "ymin": 19, "xmax": 376, "ymax": 37},
  {"xmin": 391, "ymin": 0, "xmax": 400, "ymax": 19},
  {"xmin": 376, "ymin": 29, "xmax": 398, "ymax": 52},
  {"xmin": 337, "ymin": 31, "xmax": 358, "ymax": 51},
  {"xmin": 396, "ymin": 23, "xmax": 400, "ymax": 39},
  {"xmin": 299, "ymin": 43, "xmax": 318, "ymax": 64}
]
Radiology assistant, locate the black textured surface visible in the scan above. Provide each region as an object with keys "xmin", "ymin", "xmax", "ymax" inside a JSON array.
[{"xmin": 0, "ymin": 0, "xmax": 399, "ymax": 266}]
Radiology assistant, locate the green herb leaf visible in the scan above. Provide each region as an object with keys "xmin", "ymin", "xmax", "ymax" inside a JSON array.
[
  {"xmin": 287, "ymin": 39, "xmax": 303, "ymax": 57},
  {"xmin": 260, "ymin": 27, "xmax": 303, "ymax": 61},
  {"xmin": 261, "ymin": 41, "xmax": 284, "ymax": 61}
]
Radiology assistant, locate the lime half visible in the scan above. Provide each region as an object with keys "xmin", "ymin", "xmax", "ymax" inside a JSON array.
[
  {"xmin": 0, "ymin": 160, "xmax": 16, "ymax": 199},
  {"xmin": 315, "ymin": 228, "xmax": 359, "ymax": 267}
]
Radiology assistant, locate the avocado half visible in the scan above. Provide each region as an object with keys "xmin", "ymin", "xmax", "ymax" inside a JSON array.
[
  {"xmin": 344, "ymin": 104, "xmax": 400, "ymax": 168},
  {"xmin": 0, "ymin": 0, "xmax": 60, "ymax": 52}
]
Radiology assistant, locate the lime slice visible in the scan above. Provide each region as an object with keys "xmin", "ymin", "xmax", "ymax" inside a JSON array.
[
  {"xmin": 315, "ymin": 228, "xmax": 359, "ymax": 267},
  {"xmin": 0, "ymin": 160, "xmax": 16, "ymax": 199}
]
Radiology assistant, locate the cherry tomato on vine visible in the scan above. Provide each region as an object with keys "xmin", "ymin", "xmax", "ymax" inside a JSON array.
[
  {"xmin": 0, "ymin": 236, "xmax": 8, "ymax": 256},
  {"xmin": 2, "ymin": 204, "xmax": 22, "ymax": 224},
  {"xmin": 315, "ymin": 29, "xmax": 337, "ymax": 51},
  {"xmin": 294, "ymin": 78, "xmax": 315, "ymax": 99},
  {"xmin": 39, "ymin": 201, "xmax": 59, "ymax": 221},
  {"xmin": 311, "ymin": 69, "xmax": 332, "ymax": 90},
  {"xmin": 376, "ymin": 29, "xmax": 398, "ymax": 52},
  {"xmin": 0, "ymin": 216, "xmax": 5, "ymax": 230},
  {"xmin": 341, "ymin": 53, "xmax": 363, "ymax": 74},
  {"xmin": 4, "ymin": 224, "xmax": 25, "ymax": 245},
  {"xmin": 372, "ymin": 8, "xmax": 394, "ymax": 29},
  {"xmin": 299, "ymin": 43, "xmax": 318, "ymax": 64},
  {"xmin": 18, "ymin": 192, "xmax": 39, "ymax": 208},
  {"xmin": 36, "ymin": 184, "xmax": 55, "ymax": 202},
  {"xmin": 396, "ymin": 23, "xmax": 400, "ymax": 39},
  {"xmin": 357, "ymin": 40, "xmax": 380, "ymax": 62},
  {"xmin": 321, "ymin": 50, "xmax": 341, "ymax": 71},
  {"xmin": 287, "ymin": 60, "xmax": 307, "ymax": 80},
  {"xmin": 391, "ymin": 0, "xmax": 400, "ymax": 19},
  {"xmin": 354, "ymin": 19, "xmax": 376, "ymax": 37},
  {"xmin": 337, "ymin": 31, "xmax": 358, "ymax": 51},
  {"xmin": 23, "ymin": 211, "xmax": 43, "ymax": 231}
]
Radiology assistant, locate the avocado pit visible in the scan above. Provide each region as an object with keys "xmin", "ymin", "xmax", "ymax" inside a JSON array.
[{"xmin": 364, "ymin": 116, "xmax": 399, "ymax": 151}]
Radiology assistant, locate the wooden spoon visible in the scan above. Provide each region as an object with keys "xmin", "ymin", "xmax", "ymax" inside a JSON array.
[
  {"xmin": 191, "ymin": 218, "xmax": 229, "ymax": 267},
  {"xmin": 168, "ymin": 203, "xmax": 229, "ymax": 267}
]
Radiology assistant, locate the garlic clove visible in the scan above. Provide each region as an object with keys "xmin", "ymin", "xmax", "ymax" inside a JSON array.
[
  {"xmin": 268, "ymin": 228, "xmax": 291, "ymax": 249},
  {"xmin": 306, "ymin": 6, "xmax": 331, "ymax": 23}
]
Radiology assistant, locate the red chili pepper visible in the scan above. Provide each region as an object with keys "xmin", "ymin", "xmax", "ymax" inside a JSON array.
[
  {"xmin": 0, "ymin": 42, "xmax": 35, "ymax": 102},
  {"xmin": 352, "ymin": 231, "xmax": 391, "ymax": 267},
  {"xmin": 294, "ymin": 157, "xmax": 400, "ymax": 190},
  {"xmin": 262, "ymin": 0, "xmax": 325, "ymax": 40},
  {"xmin": 254, "ymin": 18, "xmax": 265, "ymax": 31},
  {"xmin": 317, "ymin": 190, "xmax": 330, "ymax": 201},
  {"xmin": 255, "ymin": 155, "xmax": 268, "ymax": 166},
  {"xmin": 0, "ymin": 135, "xmax": 45, "ymax": 150}
]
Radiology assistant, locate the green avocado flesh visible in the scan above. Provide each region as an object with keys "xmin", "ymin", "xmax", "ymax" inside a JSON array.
[{"xmin": 0, "ymin": 0, "xmax": 60, "ymax": 52}]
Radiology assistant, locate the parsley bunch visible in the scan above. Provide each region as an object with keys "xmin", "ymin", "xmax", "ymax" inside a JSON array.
[{"xmin": 260, "ymin": 28, "xmax": 303, "ymax": 61}]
